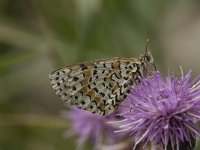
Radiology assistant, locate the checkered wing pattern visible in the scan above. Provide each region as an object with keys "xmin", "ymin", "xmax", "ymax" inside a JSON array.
[{"xmin": 49, "ymin": 57, "xmax": 151, "ymax": 115}]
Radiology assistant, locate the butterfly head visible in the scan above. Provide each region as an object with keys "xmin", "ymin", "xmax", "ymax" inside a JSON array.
[{"xmin": 141, "ymin": 39, "xmax": 156, "ymax": 76}]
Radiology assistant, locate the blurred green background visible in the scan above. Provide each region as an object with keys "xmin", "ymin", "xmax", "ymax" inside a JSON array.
[{"xmin": 0, "ymin": 0, "xmax": 200, "ymax": 150}]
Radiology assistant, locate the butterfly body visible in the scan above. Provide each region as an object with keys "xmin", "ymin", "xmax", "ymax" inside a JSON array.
[{"xmin": 49, "ymin": 51, "xmax": 155, "ymax": 115}]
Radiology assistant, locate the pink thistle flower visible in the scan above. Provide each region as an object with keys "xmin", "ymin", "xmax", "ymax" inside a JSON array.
[
  {"xmin": 62, "ymin": 107, "xmax": 124, "ymax": 150},
  {"xmin": 115, "ymin": 69, "xmax": 200, "ymax": 150}
]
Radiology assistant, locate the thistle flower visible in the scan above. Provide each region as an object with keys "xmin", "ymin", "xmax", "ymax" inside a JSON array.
[
  {"xmin": 115, "ymin": 69, "xmax": 200, "ymax": 150},
  {"xmin": 62, "ymin": 107, "xmax": 124, "ymax": 150}
]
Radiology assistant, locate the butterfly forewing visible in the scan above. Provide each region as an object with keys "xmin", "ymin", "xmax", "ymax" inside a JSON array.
[{"xmin": 49, "ymin": 57, "xmax": 145, "ymax": 115}]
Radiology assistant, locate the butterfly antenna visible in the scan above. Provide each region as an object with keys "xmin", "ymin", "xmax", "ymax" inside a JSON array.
[{"xmin": 145, "ymin": 38, "xmax": 150, "ymax": 54}]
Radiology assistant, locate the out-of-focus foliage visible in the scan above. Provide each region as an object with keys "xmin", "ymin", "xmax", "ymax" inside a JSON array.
[{"xmin": 0, "ymin": 0, "xmax": 200, "ymax": 150}]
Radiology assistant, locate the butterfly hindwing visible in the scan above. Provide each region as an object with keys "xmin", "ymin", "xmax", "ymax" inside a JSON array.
[{"xmin": 49, "ymin": 57, "xmax": 142, "ymax": 115}]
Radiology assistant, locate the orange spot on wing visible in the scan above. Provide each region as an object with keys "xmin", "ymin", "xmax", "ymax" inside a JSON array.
[
  {"xmin": 94, "ymin": 97, "xmax": 101, "ymax": 104},
  {"xmin": 106, "ymin": 76, "xmax": 115, "ymax": 87},
  {"xmin": 81, "ymin": 78, "xmax": 88, "ymax": 85},
  {"xmin": 112, "ymin": 62, "xmax": 120, "ymax": 70},
  {"xmin": 84, "ymin": 70, "xmax": 92, "ymax": 78},
  {"xmin": 112, "ymin": 85, "xmax": 119, "ymax": 94},
  {"xmin": 87, "ymin": 90, "xmax": 95, "ymax": 99},
  {"xmin": 80, "ymin": 86, "xmax": 88, "ymax": 94}
]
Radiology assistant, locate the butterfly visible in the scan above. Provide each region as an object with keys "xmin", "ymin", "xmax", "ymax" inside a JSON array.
[{"xmin": 49, "ymin": 41, "xmax": 156, "ymax": 115}]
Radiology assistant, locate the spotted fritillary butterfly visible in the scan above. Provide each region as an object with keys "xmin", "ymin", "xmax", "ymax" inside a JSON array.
[{"xmin": 49, "ymin": 40, "xmax": 156, "ymax": 115}]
